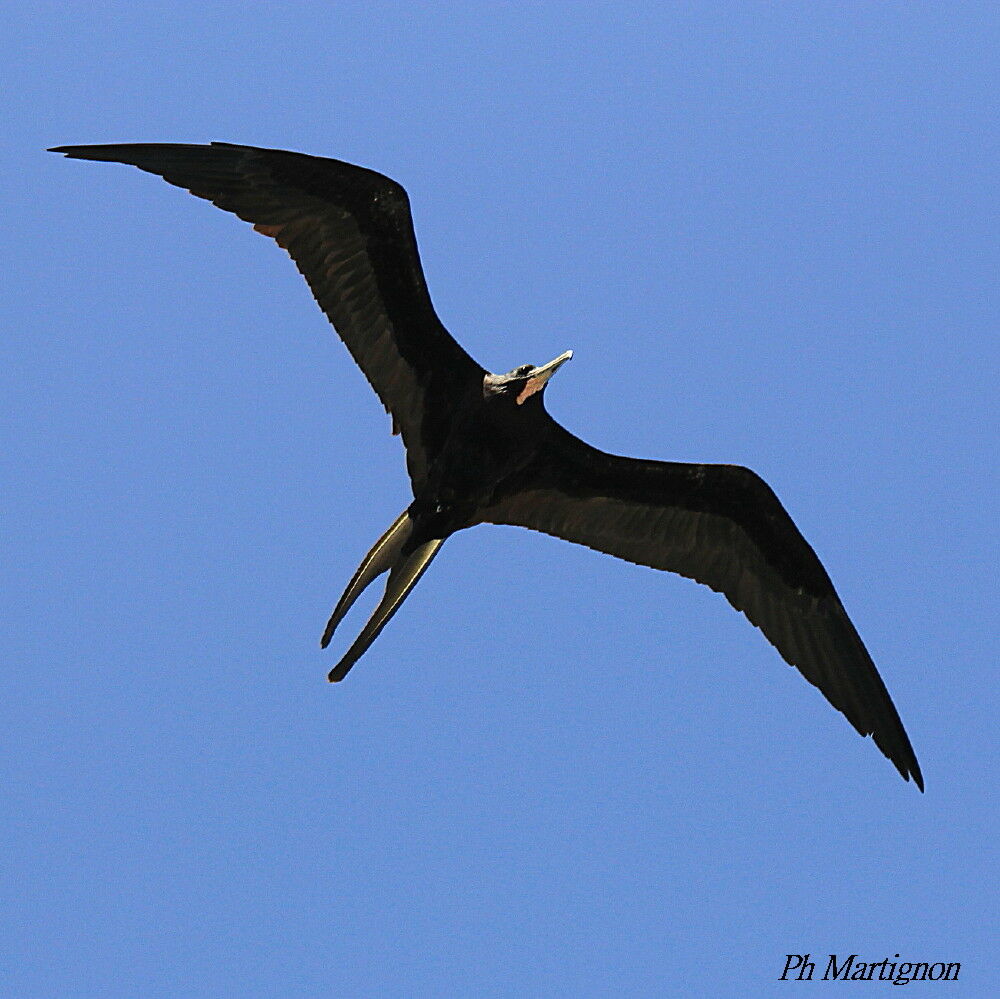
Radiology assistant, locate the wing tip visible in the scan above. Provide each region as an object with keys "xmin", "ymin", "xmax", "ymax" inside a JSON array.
[
  {"xmin": 47, "ymin": 144, "xmax": 144, "ymax": 164},
  {"xmin": 882, "ymin": 738, "xmax": 923, "ymax": 792},
  {"xmin": 49, "ymin": 144, "xmax": 124, "ymax": 158}
]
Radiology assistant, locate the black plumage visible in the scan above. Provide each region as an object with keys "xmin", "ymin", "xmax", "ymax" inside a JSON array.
[{"xmin": 51, "ymin": 142, "xmax": 923, "ymax": 789}]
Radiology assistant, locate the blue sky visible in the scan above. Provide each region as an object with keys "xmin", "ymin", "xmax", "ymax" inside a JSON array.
[{"xmin": 5, "ymin": 3, "xmax": 997, "ymax": 995}]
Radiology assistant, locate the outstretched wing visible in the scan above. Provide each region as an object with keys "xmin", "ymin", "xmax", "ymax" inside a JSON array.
[
  {"xmin": 50, "ymin": 142, "xmax": 486, "ymax": 488},
  {"xmin": 479, "ymin": 423, "xmax": 923, "ymax": 789}
]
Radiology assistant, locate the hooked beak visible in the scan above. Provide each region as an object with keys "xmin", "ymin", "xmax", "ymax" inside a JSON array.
[{"xmin": 517, "ymin": 350, "xmax": 573, "ymax": 405}]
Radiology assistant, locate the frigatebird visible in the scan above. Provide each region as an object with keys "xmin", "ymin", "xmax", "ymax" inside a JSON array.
[{"xmin": 51, "ymin": 142, "xmax": 923, "ymax": 789}]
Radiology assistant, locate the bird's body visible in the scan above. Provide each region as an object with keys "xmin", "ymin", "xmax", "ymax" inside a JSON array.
[{"xmin": 51, "ymin": 142, "xmax": 923, "ymax": 789}]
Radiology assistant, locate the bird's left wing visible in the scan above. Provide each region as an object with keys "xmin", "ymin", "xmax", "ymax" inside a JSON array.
[
  {"xmin": 50, "ymin": 142, "xmax": 486, "ymax": 488},
  {"xmin": 478, "ymin": 424, "xmax": 923, "ymax": 789}
]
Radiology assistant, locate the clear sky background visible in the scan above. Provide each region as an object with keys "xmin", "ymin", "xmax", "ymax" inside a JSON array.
[{"xmin": 4, "ymin": 3, "xmax": 997, "ymax": 996}]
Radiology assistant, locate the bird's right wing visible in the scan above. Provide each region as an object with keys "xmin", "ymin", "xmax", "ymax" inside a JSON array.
[
  {"xmin": 50, "ymin": 142, "xmax": 486, "ymax": 489},
  {"xmin": 478, "ymin": 425, "xmax": 923, "ymax": 789}
]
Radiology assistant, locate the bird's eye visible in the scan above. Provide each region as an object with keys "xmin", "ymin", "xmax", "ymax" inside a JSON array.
[{"xmin": 516, "ymin": 365, "xmax": 533, "ymax": 377}]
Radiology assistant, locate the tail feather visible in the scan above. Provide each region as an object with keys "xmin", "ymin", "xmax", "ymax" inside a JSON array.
[
  {"xmin": 328, "ymin": 538, "xmax": 443, "ymax": 682},
  {"xmin": 321, "ymin": 511, "xmax": 412, "ymax": 648}
]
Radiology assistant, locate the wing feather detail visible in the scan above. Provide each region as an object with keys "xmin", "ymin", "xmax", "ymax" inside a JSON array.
[
  {"xmin": 479, "ymin": 427, "xmax": 922, "ymax": 788},
  {"xmin": 50, "ymin": 142, "xmax": 486, "ymax": 487}
]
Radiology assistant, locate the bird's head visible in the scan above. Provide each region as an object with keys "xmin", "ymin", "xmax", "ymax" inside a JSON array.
[{"xmin": 483, "ymin": 350, "xmax": 573, "ymax": 406}]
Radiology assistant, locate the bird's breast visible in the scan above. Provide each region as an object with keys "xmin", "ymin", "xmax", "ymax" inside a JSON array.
[{"xmin": 414, "ymin": 409, "xmax": 541, "ymax": 534}]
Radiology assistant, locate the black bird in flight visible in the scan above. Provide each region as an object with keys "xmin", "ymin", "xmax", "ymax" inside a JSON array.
[{"xmin": 51, "ymin": 142, "xmax": 922, "ymax": 789}]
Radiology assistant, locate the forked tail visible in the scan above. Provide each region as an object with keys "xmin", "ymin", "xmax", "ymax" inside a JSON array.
[{"xmin": 322, "ymin": 511, "xmax": 444, "ymax": 681}]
